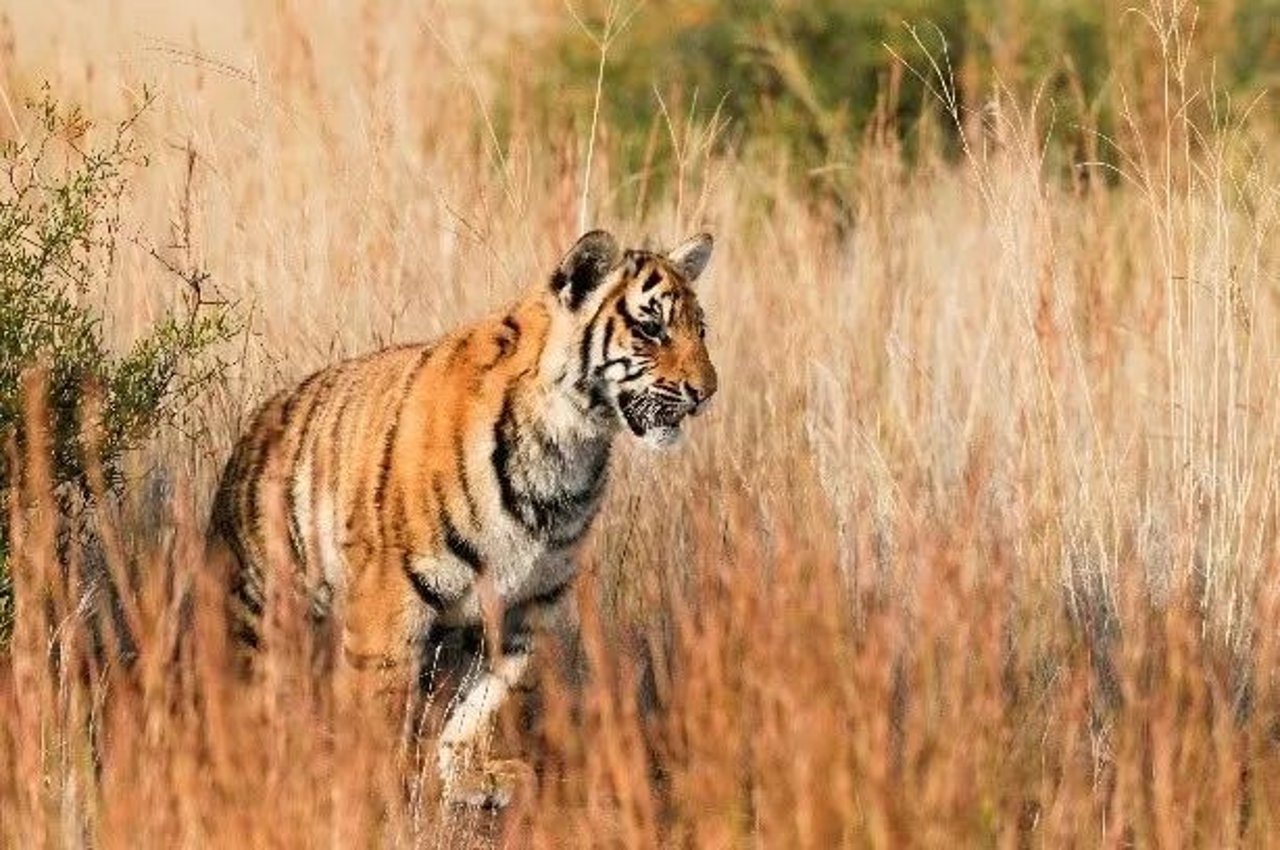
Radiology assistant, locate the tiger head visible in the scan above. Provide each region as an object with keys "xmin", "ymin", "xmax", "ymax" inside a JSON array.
[{"xmin": 550, "ymin": 230, "xmax": 718, "ymax": 448}]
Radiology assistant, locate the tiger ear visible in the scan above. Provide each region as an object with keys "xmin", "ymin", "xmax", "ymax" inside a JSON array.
[
  {"xmin": 666, "ymin": 232, "xmax": 714, "ymax": 283},
  {"xmin": 551, "ymin": 230, "xmax": 621, "ymax": 310}
]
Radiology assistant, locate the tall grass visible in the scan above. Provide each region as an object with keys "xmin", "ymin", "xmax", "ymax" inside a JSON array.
[{"xmin": 2, "ymin": 0, "xmax": 1280, "ymax": 845}]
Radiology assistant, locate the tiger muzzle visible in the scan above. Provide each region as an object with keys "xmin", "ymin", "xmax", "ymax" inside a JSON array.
[{"xmin": 617, "ymin": 389, "xmax": 694, "ymax": 440}]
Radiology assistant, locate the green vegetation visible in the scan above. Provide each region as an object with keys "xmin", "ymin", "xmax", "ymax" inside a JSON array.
[
  {"xmin": 0, "ymin": 91, "xmax": 237, "ymax": 640},
  {"xmin": 540, "ymin": 0, "xmax": 1277, "ymax": 197}
]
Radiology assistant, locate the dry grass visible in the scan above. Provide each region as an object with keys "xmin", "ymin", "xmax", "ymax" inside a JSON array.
[{"xmin": 3, "ymin": 0, "xmax": 1280, "ymax": 846}]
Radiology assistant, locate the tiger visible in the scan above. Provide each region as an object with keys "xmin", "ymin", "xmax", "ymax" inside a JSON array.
[{"xmin": 207, "ymin": 229, "xmax": 717, "ymax": 805}]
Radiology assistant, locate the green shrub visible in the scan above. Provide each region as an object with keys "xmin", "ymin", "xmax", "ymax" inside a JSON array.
[{"xmin": 0, "ymin": 90, "xmax": 237, "ymax": 641}]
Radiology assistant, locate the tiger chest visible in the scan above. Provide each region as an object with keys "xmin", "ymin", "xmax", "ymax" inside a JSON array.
[
  {"xmin": 485, "ymin": 421, "xmax": 612, "ymax": 600},
  {"xmin": 419, "ymin": 418, "xmax": 611, "ymax": 628}
]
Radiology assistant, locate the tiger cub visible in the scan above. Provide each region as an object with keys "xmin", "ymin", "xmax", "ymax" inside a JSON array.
[{"xmin": 208, "ymin": 230, "xmax": 717, "ymax": 803}]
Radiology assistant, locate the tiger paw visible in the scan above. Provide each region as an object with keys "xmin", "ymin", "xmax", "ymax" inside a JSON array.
[{"xmin": 443, "ymin": 758, "xmax": 532, "ymax": 810}]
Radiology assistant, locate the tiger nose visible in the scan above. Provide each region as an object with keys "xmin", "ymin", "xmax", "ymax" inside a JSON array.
[{"xmin": 684, "ymin": 375, "xmax": 717, "ymax": 413}]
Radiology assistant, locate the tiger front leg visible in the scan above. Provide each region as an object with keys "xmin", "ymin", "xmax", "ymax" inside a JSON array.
[
  {"xmin": 436, "ymin": 647, "xmax": 533, "ymax": 809},
  {"xmin": 435, "ymin": 586, "xmax": 575, "ymax": 808}
]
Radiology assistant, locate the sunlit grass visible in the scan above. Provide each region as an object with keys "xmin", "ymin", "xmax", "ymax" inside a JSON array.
[{"xmin": 2, "ymin": 0, "xmax": 1279, "ymax": 845}]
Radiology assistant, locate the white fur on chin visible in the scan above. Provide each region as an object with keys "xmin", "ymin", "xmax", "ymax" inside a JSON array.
[{"xmin": 639, "ymin": 424, "xmax": 682, "ymax": 449}]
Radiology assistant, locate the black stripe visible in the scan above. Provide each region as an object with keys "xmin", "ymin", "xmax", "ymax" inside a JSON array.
[
  {"xmin": 403, "ymin": 554, "xmax": 448, "ymax": 611},
  {"xmin": 578, "ymin": 291, "xmax": 616, "ymax": 368},
  {"xmin": 212, "ymin": 507, "xmax": 252, "ymax": 577},
  {"xmin": 243, "ymin": 411, "xmax": 286, "ymax": 562},
  {"xmin": 600, "ymin": 355, "xmax": 636, "ymax": 373},
  {"xmin": 586, "ymin": 382, "xmax": 612, "ymax": 412},
  {"xmin": 386, "ymin": 493, "xmax": 411, "ymax": 578},
  {"xmin": 277, "ymin": 378, "xmax": 310, "ymax": 429},
  {"xmin": 283, "ymin": 371, "xmax": 334, "ymax": 567},
  {"xmin": 599, "ymin": 316, "xmax": 616, "ymax": 365},
  {"xmin": 614, "ymin": 364, "xmax": 650, "ymax": 383},
  {"xmin": 374, "ymin": 346, "xmax": 435, "ymax": 519},
  {"xmin": 308, "ymin": 386, "xmax": 337, "ymax": 567},
  {"xmin": 492, "ymin": 389, "xmax": 527, "ymax": 530},
  {"xmin": 492, "ymin": 393, "xmax": 556, "ymax": 537},
  {"xmin": 641, "ymin": 268, "xmax": 663, "ymax": 292},
  {"xmin": 576, "ymin": 317, "xmax": 596, "ymax": 387},
  {"xmin": 442, "ymin": 516, "xmax": 483, "ymax": 573},
  {"xmin": 231, "ymin": 623, "xmax": 261, "ymax": 650},
  {"xmin": 575, "ymin": 302, "xmax": 618, "ymax": 403},
  {"xmin": 453, "ymin": 422, "xmax": 480, "ymax": 527},
  {"xmin": 323, "ymin": 381, "xmax": 359, "ymax": 506},
  {"xmin": 616, "ymin": 300, "xmax": 644, "ymax": 334},
  {"xmin": 481, "ymin": 316, "xmax": 521, "ymax": 371},
  {"xmin": 236, "ymin": 409, "xmax": 273, "ymax": 546},
  {"xmin": 445, "ymin": 332, "xmax": 473, "ymax": 370},
  {"xmin": 499, "ymin": 315, "xmax": 521, "ymax": 357},
  {"xmin": 304, "ymin": 362, "xmax": 352, "ymax": 545},
  {"xmin": 231, "ymin": 574, "xmax": 264, "ymax": 618},
  {"xmin": 564, "ymin": 261, "xmax": 605, "ymax": 311},
  {"xmin": 373, "ymin": 415, "xmax": 401, "ymax": 521},
  {"xmin": 550, "ymin": 268, "xmax": 567, "ymax": 295},
  {"xmin": 435, "ymin": 479, "xmax": 483, "ymax": 572},
  {"xmin": 524, "ymin": 579, "xmax": 573, "ymax": 609},
  {"xmin": 649, "ymin": 383, "xmax": 684, "ymax": 403}
]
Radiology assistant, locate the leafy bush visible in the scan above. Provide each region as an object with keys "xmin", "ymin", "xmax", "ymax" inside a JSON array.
[{"xmin": 0, "ymin": 90, "xmax": 237, "ymax": 640}]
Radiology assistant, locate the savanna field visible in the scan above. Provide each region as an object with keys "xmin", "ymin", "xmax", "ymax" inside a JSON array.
[{"xmin": 2, "ymin": 0, "xmax": 1280, "ymax": 846}]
